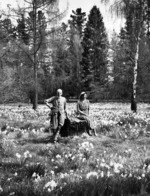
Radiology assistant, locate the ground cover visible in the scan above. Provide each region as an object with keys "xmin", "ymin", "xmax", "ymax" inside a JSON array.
[{"xmin": 0, "ymin": 103, "xmax": 150, "ymax": 195}]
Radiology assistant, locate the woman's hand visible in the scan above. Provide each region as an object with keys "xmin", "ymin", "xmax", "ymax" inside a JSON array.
[{"xmin": 79, "ymin": 110, "xmax": 87, "ymax": 116}]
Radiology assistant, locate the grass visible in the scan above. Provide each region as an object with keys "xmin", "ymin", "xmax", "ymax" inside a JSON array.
[{"xmin": 0, "ymin": 103, "xmax": 150, "ymax": 195}]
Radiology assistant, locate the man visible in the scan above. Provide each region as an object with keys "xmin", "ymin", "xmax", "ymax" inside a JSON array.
[{"xmin": 44, "ymin": 89, "xmax": 67, "ymax": 143}]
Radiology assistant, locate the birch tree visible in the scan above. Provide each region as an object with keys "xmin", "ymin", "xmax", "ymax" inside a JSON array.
[{"xmin": 102, "ymin": 0, "xmax": 150, "ymax": 112}]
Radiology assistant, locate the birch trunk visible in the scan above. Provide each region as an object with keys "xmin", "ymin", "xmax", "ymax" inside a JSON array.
[
  {"xmin": 33, "ymin": 0, "xmax": 38, "ymax": 110},
  {"xmin": 131, "ymin": 34, "xmax": 140, "ymax": 113}
]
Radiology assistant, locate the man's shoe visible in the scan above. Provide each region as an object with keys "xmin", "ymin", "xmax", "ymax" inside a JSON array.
[
  {"xmin": 53, "ymin": 140, "xmax": 57, "ymax": 144},
  {"xmin": 93, "ymin": 129, "xmax": 97, "ymax": 136},
  {"xmin": 87, "ymin": 129, "xmax": 92, "ymax": 136}
]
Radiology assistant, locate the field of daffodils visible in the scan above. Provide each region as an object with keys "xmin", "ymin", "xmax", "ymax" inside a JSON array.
[{"xmin": 1, "ymin": 102, "xmax": 150, "ymax": 195}]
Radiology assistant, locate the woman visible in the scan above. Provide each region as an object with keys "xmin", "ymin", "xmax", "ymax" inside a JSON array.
[{"xmin": 77, "ymin": 92, "xmax": 96, "ymax": 136}]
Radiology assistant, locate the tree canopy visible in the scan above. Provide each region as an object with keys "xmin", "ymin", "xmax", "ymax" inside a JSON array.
[{"xmin": 0, "ymin": 0, "xmax": 150, "ymax": 112}]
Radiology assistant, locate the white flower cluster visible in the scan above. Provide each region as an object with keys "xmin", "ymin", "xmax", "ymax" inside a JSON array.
[
  {"xmin": 16, "ymin": 153, "xmax": 21, "ymax": 159},
  {"xmin": 24, "ymin": 150, "xmax": 32, "ymax": 158},
  {"xmin": 79, "ymin": 142, "xmax": 94, "ymax": 151},
  {"xmin": 15, "ymin": 151, "xmax": 32, "ymax": 165},
  {"xmin": 32, "ymin": 172, "xmax": 41, "ymax": 183},
  {"xmin": 0, "ymin": 186, "xmax": 3, "ymax": 193},
  {"xmin": 86, "ymin": 171, "xmax": 98, "ymax": 179},
  {"xmin": 44, "ymin": 180, "xmax": 57, "ymax": 192}
]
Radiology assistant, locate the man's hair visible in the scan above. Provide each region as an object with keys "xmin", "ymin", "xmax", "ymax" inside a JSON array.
[{"xmin": 57, "ymin": 89, "xmax": 62, "ymax": 94}]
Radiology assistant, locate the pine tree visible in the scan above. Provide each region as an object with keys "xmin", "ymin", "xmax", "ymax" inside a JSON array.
[
  {"xmin": 81, "ymin": 5, "xmax": 108, "ymax": 91},
  {"xmin": 67, "ymin": 8, "xmax": 86, "ymax": 95},
  {"xmin": 70, "ymin": 8, "xmax": 86, "ymax": 38}
]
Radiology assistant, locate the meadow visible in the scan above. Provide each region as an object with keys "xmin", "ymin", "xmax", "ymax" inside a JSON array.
[{"xmin": 1, "ymin": 102, "xmax": 150, "ymax": 195}]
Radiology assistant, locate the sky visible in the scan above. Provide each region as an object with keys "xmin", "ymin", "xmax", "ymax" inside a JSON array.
[
  {"xmin": 0, "ymin": 0, "xmax": 125, "ymax": 39},
  {"xmin": 60, "ymin": 0, "xmax": 125, "ymax": 37}
]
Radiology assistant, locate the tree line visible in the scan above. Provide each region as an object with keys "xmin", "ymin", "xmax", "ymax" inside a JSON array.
[{"xmin": 0, "ymin": 0, "xmax": 150, "ymax": 112}]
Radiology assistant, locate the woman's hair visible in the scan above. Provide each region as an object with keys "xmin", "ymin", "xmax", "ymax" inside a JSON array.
[{"xmin": 79, "ymin": 92, "xmax": 86, "ymax": 101}]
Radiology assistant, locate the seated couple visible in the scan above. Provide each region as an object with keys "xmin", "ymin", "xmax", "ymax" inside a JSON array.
[{"xmin": 45, "ymin": 89, "xmax": 96, "ymax": 143}]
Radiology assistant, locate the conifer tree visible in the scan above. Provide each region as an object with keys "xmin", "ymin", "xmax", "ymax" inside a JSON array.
[
  {"xmin": 81, "ymin": 5, "xmax": 108, "ymax": 91},
  {"xmin": 68, "ymin": 8, "xmax": 86, "ymax": 95},
  {"xmin": 70, "ymin": 8, "xmax": 86, "ymax": 38}
]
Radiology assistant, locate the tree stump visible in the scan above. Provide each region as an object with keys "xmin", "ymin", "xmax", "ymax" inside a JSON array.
[{"xmin": 60, "ymin": 117, "xmax": 89, "ymax": 137}]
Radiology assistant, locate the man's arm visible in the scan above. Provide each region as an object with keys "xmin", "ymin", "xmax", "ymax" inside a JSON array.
[
  {"xmin": 44, "ymin": 97, "xmax": 54, "ymax": 109},
  {"xmin": 64, "ymin": 98, "xmax": 67, "ymax": 112},
  {"xmin": 64, "ymin": 98, "xmax": 67, "ymax": 117}
]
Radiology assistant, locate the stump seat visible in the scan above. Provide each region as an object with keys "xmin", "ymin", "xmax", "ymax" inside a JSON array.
[{"xmin": 60, "ymin": 116, "xmax": 89, "ymax": 137}]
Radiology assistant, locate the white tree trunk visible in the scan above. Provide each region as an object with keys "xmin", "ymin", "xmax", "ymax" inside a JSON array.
[
  {"xmin": 131, "ymin": 34, "xmax": 140, "ymax": 112},
  {"xmin": 33, "ymin": 1, "xmax": 38, "ymax": 110}
]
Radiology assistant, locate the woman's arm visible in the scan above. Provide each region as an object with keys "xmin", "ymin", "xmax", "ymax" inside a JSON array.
[
  {"xmin": 88, "ymin": 100, "xmax": 90, "ymax": 115},
  {"xmin": 77, "ymin": 101, "xmax": 87, "ymax": 116}
]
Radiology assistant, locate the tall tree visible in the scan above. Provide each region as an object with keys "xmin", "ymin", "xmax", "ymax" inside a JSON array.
[
  {"xmin": 70, "ymin": 8, "xmax": 86, "ymax": 38},
  {"xmin": 81, "ymin": 5, "xmax": 108, "ymax": 91},
  {"xmin": 110, "ymin": 28, "xmax": 133, "ymax": 99},
  {"xmin": 51, "ymin": 22, "xmax": 71, "ymax": 95},
  {"xmin": 6, "ymin": 0, "xmax": 67, "ymax": 109},
  {"xmin": 101, "ymin": 0, "xmax": 150, "ymax": 112},
  {"xmin": 68, "ymin": 8, "xmax": 86, "ymax": 95}
]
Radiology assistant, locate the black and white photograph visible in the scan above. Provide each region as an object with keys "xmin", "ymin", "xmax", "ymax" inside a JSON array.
[{"xmin": 0, "ymin": 0, "xmax": 150, "ymax": 195}]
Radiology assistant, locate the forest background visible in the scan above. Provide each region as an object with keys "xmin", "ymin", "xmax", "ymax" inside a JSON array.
[{"xmin": 0, "ymin": 0, "xmax": 150, "ymax": 112}]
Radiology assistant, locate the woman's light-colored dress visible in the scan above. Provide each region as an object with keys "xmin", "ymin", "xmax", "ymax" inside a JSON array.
[{"xmin": 77, "ymin": 99, "xmax": 94, "ymax": 129}]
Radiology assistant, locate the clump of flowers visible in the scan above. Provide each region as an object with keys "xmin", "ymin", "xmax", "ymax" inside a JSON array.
[
  {"xmin": 15, "ymin": 151, "xmax": 32, "ymax": 166},
  {"xmin": 44, "ymin": 180, "xmax": 57, "ymax": 192},
  {"xmin": 79, "ymin": 142, "xmax": 94, "ymax": 159},
  {"xmin": 86, "ymin": 171, "xmax": 98, "ymax": 179}
]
